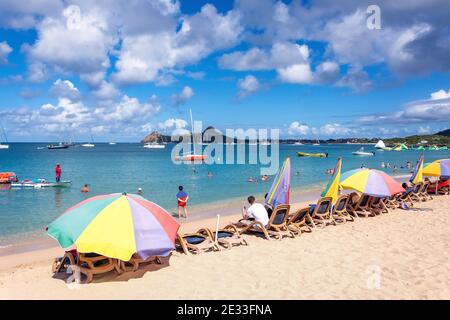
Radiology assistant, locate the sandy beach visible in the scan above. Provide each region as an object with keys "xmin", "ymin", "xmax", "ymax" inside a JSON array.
[{"xmin": 0, "ymin": 193, "xmax": 449, "ymax": 300}]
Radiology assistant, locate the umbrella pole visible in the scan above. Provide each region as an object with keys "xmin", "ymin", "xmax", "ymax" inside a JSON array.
[{"xmin": 215, "ymin": 214, "xmax": 220, "ymax": 245}]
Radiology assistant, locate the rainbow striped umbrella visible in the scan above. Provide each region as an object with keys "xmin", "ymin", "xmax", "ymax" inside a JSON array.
[
  {"xmin": 423, "ymin": 159, "xmax": 450, "ymax": 177},
  {"xmin": 340, "ymin": 169, "xmax": 404, "ymax": 197},
  {"xmin": 47, "ymin": 193, "xmax": 180, "ymax": 261}
]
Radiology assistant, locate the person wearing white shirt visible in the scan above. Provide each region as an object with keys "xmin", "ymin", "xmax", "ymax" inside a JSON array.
[{"xmin": 239, "ymin": 196, "xmax": 269, "ymax": 227}]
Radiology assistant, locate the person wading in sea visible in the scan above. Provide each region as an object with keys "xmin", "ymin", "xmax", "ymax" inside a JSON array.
[{"xmin": 55, "ymin": 163, "xmax": 62, "ymax": 182}]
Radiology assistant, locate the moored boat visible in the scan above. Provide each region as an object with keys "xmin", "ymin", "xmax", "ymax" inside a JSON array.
[
  {"xmin": 297, "ymin": 152, "xmax": 328, "ymax": 158},
  {"xmin": 352, "ymin": 147, "xmax": 375, "ymax": 156}
]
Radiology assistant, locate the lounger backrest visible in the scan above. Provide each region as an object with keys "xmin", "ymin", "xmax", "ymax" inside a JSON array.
[
  {"xmin": 413, "ymin": 182, "xmax": 422, "ymax": 193},
  {"xmin": 289, "ymin": 207, "xmax": 309, "ymax": 224},
  {"xmin": 313, "ymin": 197, "xmax": 332, "ymax": 216},
  {"xmin": 270, "ymin": 204, "xmax": 290, "ymax": 226},
  {"xmin": 334, "ymin": 195, "xmax": 348, "ymax": 211},
  {"xmin": 358, "ymin": 195, "xmax": 370, "ymax": 208},
  {"xmin": 371, "ymin": 197, "xmax": 381, "ymax": 205}
]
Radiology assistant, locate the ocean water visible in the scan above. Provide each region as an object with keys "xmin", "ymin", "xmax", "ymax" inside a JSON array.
[{"xmin": 0, "ymin": 142, "xmax": 448, "ymax": 246}]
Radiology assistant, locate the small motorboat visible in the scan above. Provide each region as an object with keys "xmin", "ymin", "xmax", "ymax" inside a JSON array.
[
  {"xmin": 352, "ymin": 147, "xmax": 375, "ymax": 156},
  {"xmin": 297, "ymin": 152, "xmax": 328, "ymax": 158},
  {"xmin": 10, "ymin": 179, "xmax": 71, "ymax": 189}
]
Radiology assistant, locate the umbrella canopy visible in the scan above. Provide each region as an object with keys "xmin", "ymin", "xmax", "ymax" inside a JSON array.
[
  {"xmin": 321, "ymin": 157, "xmax": 342, "ymax": 202},
  {"xmin": 340, "ymin": 168, "xmax": 404, "ymax": 197},
  {"xmin": 265, "ymin": 157, "xmax": 291, "ymax": 208},
  {"xmin": 423, "ymin": 159, "xmax": 450, "ymax": 177},
  {"xmin": 47, "ymin": 193, "xmax": 180, "ymax": 261},
  {"xmin": 410, "ymin": 154, "xmax": 424, "ymax": 184}
]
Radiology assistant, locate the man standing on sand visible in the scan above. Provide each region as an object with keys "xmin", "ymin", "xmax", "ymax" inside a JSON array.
[
  {"xmin": 55, "ymin": 163, "xmax": 62, "ymax": 182},
  {"xmin": 176, "ymin": 186, "xmax": 189, "ymax": 220}
]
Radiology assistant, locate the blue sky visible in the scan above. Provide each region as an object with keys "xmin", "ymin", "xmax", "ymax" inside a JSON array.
[{"xmin": 0, "ymin": 0, "xmax": 449, "ymax": 142}]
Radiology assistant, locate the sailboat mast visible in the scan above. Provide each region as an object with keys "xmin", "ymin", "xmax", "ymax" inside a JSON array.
[
  {"xmin": 1, "ymin": 124, "xmax": 7, "ymax": 143},
  {"xmin": 190, "ymin": 108, "xmax": 196, "ymax": 154}
]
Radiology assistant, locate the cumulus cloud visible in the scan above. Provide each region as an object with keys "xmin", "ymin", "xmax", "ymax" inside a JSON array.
[
  {"xmin": 50, "ymin": 79, "xmax": 81, "ymax": 100},
  {"xmin": 0, "ymin": 41, "xmax": 12, "ymax": 64},
  {"xmin": 287, "ymin": 121, "xmax": 356, "ymax": 137},
  {"xmin": 237, "ymin": 75, "xmax": 261, "ymax": 98},
  {"xmin": 287, "ymin": 122, "xmax": 310, "ymax": 135},
  {"xmin": 113, "ymin": 4, "xmax": 243, "ymax": 84},
  {"xmin": 25, "ymin": 5, "xmax": 116, "ymax": 86},
  {"xmin": 171, "ymin": 86, "xmax": 194, "ymax": 106},
  {"xmin": 158, "ymin": 118, "xmax": 188, "ymax": 130},
  {"xmin": 1, "ymin": 81, "xmax": 161, "ymax": 138},
  {"xmin": 358, "ymin": 88, "xmax": 450, "ymax": 124}
]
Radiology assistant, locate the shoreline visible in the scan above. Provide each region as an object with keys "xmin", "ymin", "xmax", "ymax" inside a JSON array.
[{"xmin": 0, "ymin": 174, "xmax": 411, "ymax": 262}]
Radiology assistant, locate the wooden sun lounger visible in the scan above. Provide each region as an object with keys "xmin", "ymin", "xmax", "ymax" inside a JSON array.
[
  {"xmin": 52, "ymin": 251, "xmax": 77, "ymax": 274},
  {"xmin": 369, "ymin": 197, "xmax": 388, "ymax": 214},
  {"xmin": 198, "ymin": 225, "xmax": 248, "ymax": 249},
  {"xmin": 118, "ymin": 254, "xmax": 162, "ymax": 272},
  {"xmin": 286, "ymin": 207, "xmax": 314, "ymax": 236},
  {"xmin": 176, "ymin": 232, "xmax": 220, "ymax": 255},
  {"xmin": 309, "ymin": 197, "xmax": 336, "ymax": 227},
  {"xmin": 331, "ymin": 194, "xmax": 354, "ymax": 223},
  {"xmin": 78, "ymin": 253, "xmax": 122, "ymax": 283},
  {"xmin": 410, "ymin": 182, "xmax": 425, "ymax": 202},
  {"xmin": 345, "ymin": 192, "xmax": 361, "ymax": 218},
  {"xmin": 235, "ymin": 204, "xmax": 295, "ymax": 240},
  {"xmin": 420, "ymin": 181, "xmax": 433, "ymax": 200},
  {"xmin": 352, "ymin": 194, "xmax": 376, "ymax": 217}
]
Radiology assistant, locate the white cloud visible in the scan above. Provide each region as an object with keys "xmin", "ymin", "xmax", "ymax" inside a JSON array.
[
  {"xmin": 277, "ymin": 63, "xmax": 313, "ymax": 84},
  {"xmin": 158, "ymin": 118, "xmax": 188, "ymax": 130},
  {"xmin": 26, "ymin": 5, "xmax": 115, "ymax": 85},
  {"xmin": 418, "ymin": 126, "xmax": 430, "ymax": 134},
  {"xmin": 0, "ymin": 41, "xmax": 12, "ymax": 64},
  {"xmin": 287, "ymin": 122, "xmax": 310, "ymax": 135},
  {"xmin": 237, "ymin": 75, "xmax": 261, "ymax": 98},
  {"xmin": 92, "ymin": 81, "xmax": 120, "ymax": 100},
  {"xmin": 113, "ymin": 4, "xmax": 243, "ymax": 84},
  {"xmin": 171, "ymin": 86, "xmax": 194, "ymax": 106},
  {"xmin": 50, "ymin": 79, "xmax": 81, "ymax": 100},
  {"xmin": 219, "ymin": 42, "xmax": 310, "ymax": 71},
  {"xmin": 430, "ymin": 89, "xmax": 450, "ymax": 100},
  {"xmin": 358, "ymin": 88, "xmax": 450, "ymax": 124}
]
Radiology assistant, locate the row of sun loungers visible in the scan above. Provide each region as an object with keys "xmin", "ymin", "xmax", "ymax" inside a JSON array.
[{"xmin": 51, "ymin": 179, "xmax": 448, "ymax": 283}]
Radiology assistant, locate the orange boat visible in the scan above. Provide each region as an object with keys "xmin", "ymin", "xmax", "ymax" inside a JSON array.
[
  {"xmin": 180, "ymin": 154, "xmax": 207, "ymax": 162},
  {"xmin": 0, "ymin": 172, "xmax": 17, "ymax": 183}
]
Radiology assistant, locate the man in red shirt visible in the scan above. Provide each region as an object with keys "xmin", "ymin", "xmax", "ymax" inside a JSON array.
[{"xmin": 55, "ymin": 163, "xmax": 62, "ymax": 182}]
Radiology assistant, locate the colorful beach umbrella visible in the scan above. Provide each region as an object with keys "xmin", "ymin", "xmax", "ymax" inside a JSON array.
[
  {"xmin": 410, "ymin": 154, "xmax": 424, "ymax": 184},
  {"xmin": 340, "ymin": 168, "xmax": 404, "ymax": 197},
  {"xmin": 47, "ymin": 193, "xmax": 180, "ymax": 261},
  {"xmin": 265, "ymin": 157, "xmax": 291, "ymax": 208},
  {"xmin": 423, "ymin": 159, "xmax": 450, "ymax": 177},
  {"xmin": 321, "ymin": 157, "xmax": 342, "ymax": 202}
]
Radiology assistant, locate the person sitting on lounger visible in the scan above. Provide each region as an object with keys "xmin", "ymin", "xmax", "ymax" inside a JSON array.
[{"xmin": 237, "ymin": 196, "xmax": 269, "ymax": 227}]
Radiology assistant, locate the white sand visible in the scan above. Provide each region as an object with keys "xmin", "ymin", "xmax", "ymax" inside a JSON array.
[{"xmin": 0, "ymin": 195, "xmax": 449, "ymax": 300}]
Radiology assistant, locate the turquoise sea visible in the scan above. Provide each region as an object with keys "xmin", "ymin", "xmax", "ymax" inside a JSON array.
[{"xmin": 0, "ymin": 142, "xmax": 448, "ymax": 246}]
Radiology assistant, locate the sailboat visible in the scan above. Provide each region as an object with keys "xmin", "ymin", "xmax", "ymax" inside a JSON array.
[
  {"xmin": 312, "ymin": 139, "xmax": 320, "ymax": 146},
  {"xmin": 144, "ymin": 142, "xmax": 165, "ymax": 149},
  {"xmin": 179, "ymin": 109, "xmax": 207, "ymax": 162},
  {"xmin": 0, "ymin": 125, "xmax": 9, "ymax": 149},
  {"xmin": 81, "ymin": 133, "xmax": 95, "ymax": 148}
]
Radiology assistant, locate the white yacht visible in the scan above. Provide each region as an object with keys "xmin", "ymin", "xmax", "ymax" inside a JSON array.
[{"xmin": 144, "ymin": 142, "xmax": 165, "ymax": 149}]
